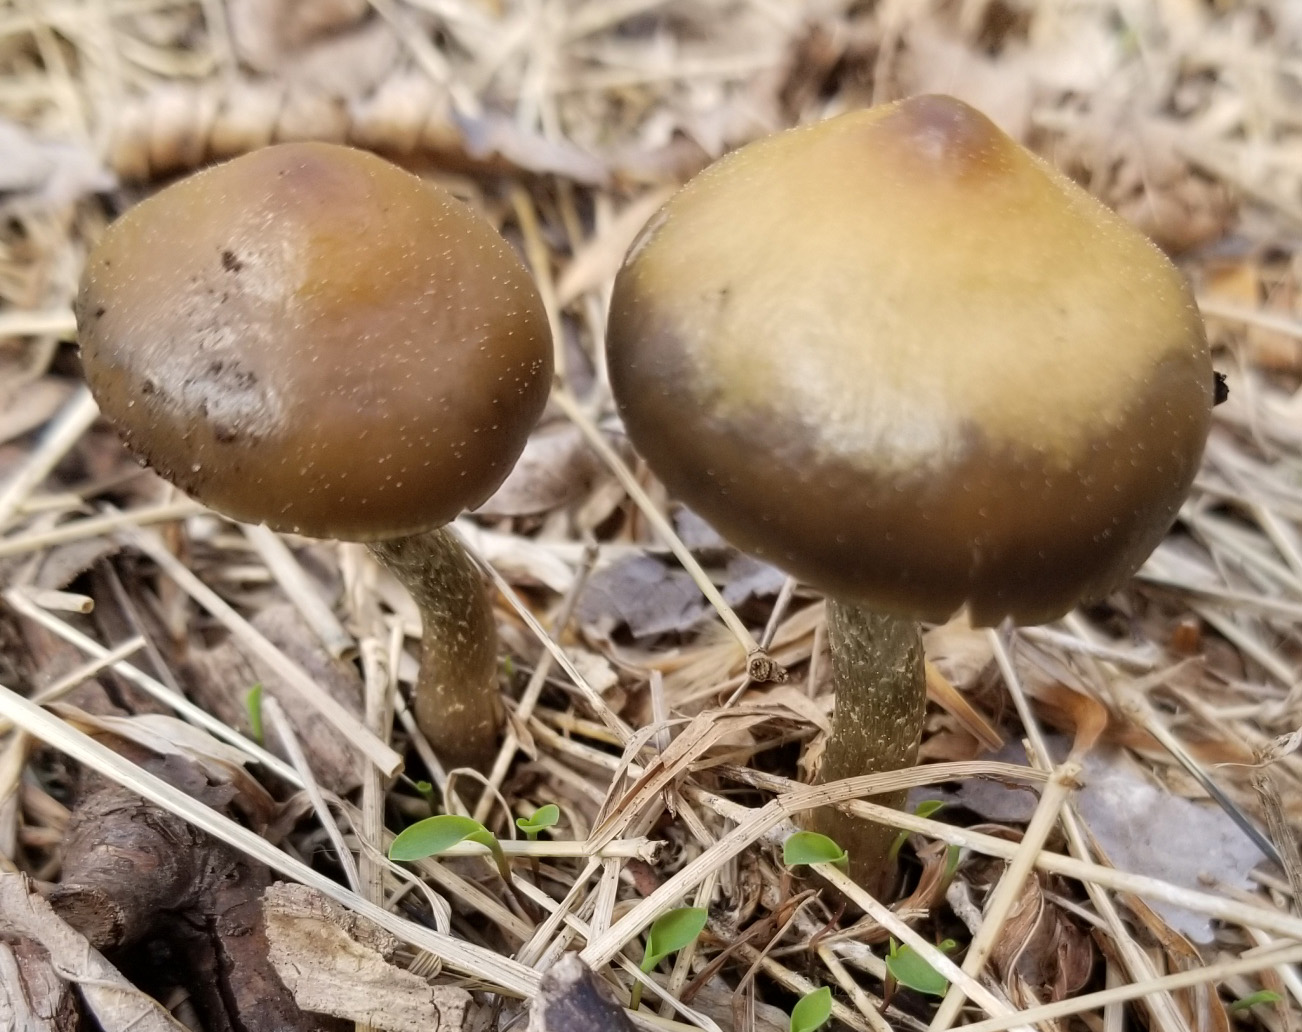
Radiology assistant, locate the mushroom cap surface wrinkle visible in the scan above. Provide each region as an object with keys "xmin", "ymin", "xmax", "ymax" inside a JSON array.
[
  {"xmin": 607, "ymin": 94, "xmax": 1213, "ymax": 626},
  {"xmin": 78, "ymin": 141, "xmax": 552, "ymax": 541}
]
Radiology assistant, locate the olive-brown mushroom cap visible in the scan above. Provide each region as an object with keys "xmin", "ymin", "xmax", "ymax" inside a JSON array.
[
  {"xmin": 78, "ymin": 142, "xmax": 552, "ymax": 540},
  {"xmin": 607, "ymin": 95, "xmax": 1212, "ymax": 626}
]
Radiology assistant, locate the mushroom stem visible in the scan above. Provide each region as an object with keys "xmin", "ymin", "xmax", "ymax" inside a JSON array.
[
  {"xmin": 811, "ymin": 602, "xmax": 926, "ymax": 894},
  {"xmin": 369, "ymin": 528, "xmax": 502, "ymax": 773}
]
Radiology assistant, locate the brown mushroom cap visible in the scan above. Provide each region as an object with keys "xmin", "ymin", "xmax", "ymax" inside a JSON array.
[
  {"xmin": 78, "ymin": 142, "xmax": 552, "ymax": 540},
  {"xmin": 607, "ymin": 95, "xmax": 1212, "ymax": 626}
]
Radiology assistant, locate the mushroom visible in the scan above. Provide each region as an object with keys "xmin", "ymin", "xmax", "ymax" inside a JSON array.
[
  {"xmin": 77, "ymin": 142, "xmax": 552, "ymax": 772},
  {"xmin": 606, "ymin": 95, "xmax": 1213, "ymax": 890}
]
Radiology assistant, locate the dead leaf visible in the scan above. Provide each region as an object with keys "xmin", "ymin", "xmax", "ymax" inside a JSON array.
[
  {"xmin": 31, "ymin": 537, "xmax": 121, "ymax": 593},
  {"xmin": 0, "ymin": 378, "xmax": 75, "ymax": 445},
  {"xmin": 912, "ymin": 738, "xmax": 1046, "ymax": 823},
  {"xmin": 182, "ymin": 602, "xmax": 364, "ymax": 794},
  {"xmin": 49, "ymin": 703, "xmax": 277, "ymax": 828},
  {"xmin": 720, "ymin": 554, "xmax": 785, "ymax": 607},
  {"xmin": 1074, "ymin": 745, "xmax": 1261, "ymax": 943},
  {"xmin": 0, "ymin": 937, "xmax": 76, "ymax": 1032},
  {"xmin": 479, "ymin": 423, "xmax": 604, "ymax": 517},
  {"xmin": 454, "ymin": 521, "xmax": 576, "ymax": 594},
  {"xmin": 556, "ymin": 187, "xmax": 676, "ymax": 307},
  {"xmin": 673, "ymin": 507, "xmax": 732, "ymax": 557},
  {"xmin": 527, "ymin": 953, "xmax": 634, "ymax": 1032},
  {"xmin": 1116, "ymin": 893, "xmax": 1231, "ymax": 1032},
  {"xmin": 740, "ymin": 684, "xmax": 831, "ymax": 735},
  {"xmin": 987, "ymin": 873, "xmax": 1093, "ymax": 1008},
  {"xmin": 577, "ymin": 554, "xmax": 711, "ymax": 638},
  {"xmin": 925, "ymin": 660, "xmax": 1004, "ymax": 752},
  {"xmin": 263, "ymin": 882, "xmax": 471, "ymax": 1032}
]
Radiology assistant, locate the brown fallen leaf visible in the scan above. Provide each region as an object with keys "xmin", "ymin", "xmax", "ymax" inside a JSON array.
[
  {"xmin": 577, "ymin": 554, "xmax": 711, "ymax": 639},
  {"xmin": 986, "ymin": 871, "xmax": 1093, "ymax": 1010},
  {"xmin": 479, "ymin": 422, "xmax": 605, "ymax": 517}
]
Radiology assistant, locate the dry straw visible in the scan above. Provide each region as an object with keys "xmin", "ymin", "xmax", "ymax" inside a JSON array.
[{"xmin": 1, "ymin": 1, "xmax": 1301, "ymax": 1030}]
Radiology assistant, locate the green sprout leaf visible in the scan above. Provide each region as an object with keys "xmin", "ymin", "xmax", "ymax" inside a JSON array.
[
  {"xmin": 388, "ymin": 814, "xmax": 511, "ymax": 883},
  {"xmin": 642, "ymin": 907, "xmax": 708, "ymax": 972},
  {"xmin": 888, "ymin": 799, "xmax": 946, "ymax": 864},
  {"xmin": 632, "ymin": 907, "xmax": 708, "ymax": 1010},
  {"xmin": 782, "ymin": 831, "xmax": 848, "ymax": 870},
  {"xmin": 244, "ymin": 683, "xmax": 264, "ymax": 745},
  {"xmin": 943, "ymin": 843, "xmax": 962, "ymax": 880},
  {"xmin": 1229, "ymin": 990, "xmax": 1282, "ymax": 1012},
  {"xmin": 515, "ymin": 804, "xmax": 561, "ymax": 840},
  {"xmin": 789, "ymin": 986, "xmax": 833, "ymax": 1032},
  {"xmin": 885, "ymin": 938, "xmax": 957, "ymax": 997}
]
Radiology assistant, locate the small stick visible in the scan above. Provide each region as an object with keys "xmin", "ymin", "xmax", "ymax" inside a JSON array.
[
  {"xmin": 122, "ymin": 523, "xmax": 403, "ymax": 775},
  {"xmin": 0, "ymin": 386, "xmax": 100, "ymax": 529},
  {"xmin": 928, "ymin": 762, "xmax": 1080, "ymax": 1030},
  {"xmin": 0, "ymin": 500, "xmax": 203, "ymax": 560},
  {"xmin": 262, "ymin": 697, "xmax": 360, "ymax": 894},
  {"xmin": 241, "ymin": 523, "xmax": 353, "ymax": 659}
]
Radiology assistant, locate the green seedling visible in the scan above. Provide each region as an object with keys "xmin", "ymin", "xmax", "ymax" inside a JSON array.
[
  {"xmin": 887, "ymin": 799, "xmax": 946, "ymax": 864},
  {"xmin": 782, "ymin": 831, "xmax": 848, "ymax": 870},
  {"xmin": 515, "ymin": 803, "xmax": 560, "ymax": 839},
  {"xmin": 885, "ymin": 938, "xmax": 958, "ymax": 997},
  {"xmin": 412, "ymin": 779, "xmax": 437, "ymax": 813},
  {"xmin": 789, "ymin": 986, "xmax": 832, "ymax": 1032},
  {"xmin": 631, "ymin": 906, "xmax": 708, "ymax": 1010},
  {"xmin": 244, "ymin": 683, "xmax": 264, "ymax": 745},
  {"xmin": 515, "ymin": 803, "xmax": 560, "ymax": 886},
  {"xmin": 1229, "ymin": 991, "xmax": 1282, "ymax": 1013},
  {"xmin": 389, "ymin": 814, "xmax": 511, "ymax": 885}
]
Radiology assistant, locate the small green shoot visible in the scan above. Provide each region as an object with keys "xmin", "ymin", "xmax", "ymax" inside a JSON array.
[
  {"xmin": 389, "ymin": 814, "xmax": 511, "ymax": 884},
  {"xmin": 515, "ymin": 803, "xmax": 560, "ymax": 840},
  {"xmin": 412, "ymin": 779, "xmax": 437, "ymax": 811},
  {"xmin": 887, "ymin": 799, "xmax": 946, "ymax": 864},
  {"xmin": 782, "ymin": 831, "xmax": 848, "ymax": 870},
  {"xmin": 885, "ymin": 938, "xmax": 957, "ymax": 997},
  {"xmin": 789, "ymin": 986, "xmax": 832, "ymax": 1032},
  {"xmin": 631, "ymin": 907, "xmax": 708, "ymax": 1009},
  {"xmin": 943, "ymin": 843, "xmax": 961, "ymax": 880},
  {"xmin": 244, "ymin": 683, "xmax": 264, "ymax": 745},
  {"xmin": 1229, "ymin": 991, "xmax": 1282, "ymax": 1012}
]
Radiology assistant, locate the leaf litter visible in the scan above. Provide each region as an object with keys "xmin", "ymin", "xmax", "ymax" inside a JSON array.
[{"xmin": 1, "ymin": 1, "xmax": 1301, "ymax": 1031}]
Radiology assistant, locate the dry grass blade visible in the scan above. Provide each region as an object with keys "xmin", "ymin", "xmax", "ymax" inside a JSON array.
[
  {"xmin": 5, "ymin": 2, "xmax": 1302, "ymax": 1026},
  {"xmin": 120, "ymin": 523, "xmax": 403, "ymax": 776}
]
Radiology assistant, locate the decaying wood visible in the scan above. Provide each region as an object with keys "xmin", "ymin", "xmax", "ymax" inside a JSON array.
[
  {"xmin": 45, "ymin": 735, "xmax": 339, "ymax": 1032},
  {"xmin": 0, "ymin": 871, "xmax": 186, "ymax": 1032},
  {"xmin": 0, "ymin": 935, "xmax": 77, "ymax": 1032},
  {"xmin": 264, "ymin": 882, "xmax": 474, "ymax": 1032}
]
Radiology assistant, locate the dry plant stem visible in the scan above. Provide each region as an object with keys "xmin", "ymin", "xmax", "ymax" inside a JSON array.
[
  {"xmin": 812, "ymin": 602, "xmax": 925, "ymax": 893},
  {"xmin": 370, "ymin": 526, "xmax": 502, "ymax": 772}
]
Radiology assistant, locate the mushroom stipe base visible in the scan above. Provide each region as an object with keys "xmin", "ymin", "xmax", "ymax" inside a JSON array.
[
  {"xmin": 810, "ymin": 604, "xmax": 926, "ymax": 896},
  {"xmin": 370, "ymin": 528, "xmax": 503, "ymax": 773}
]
